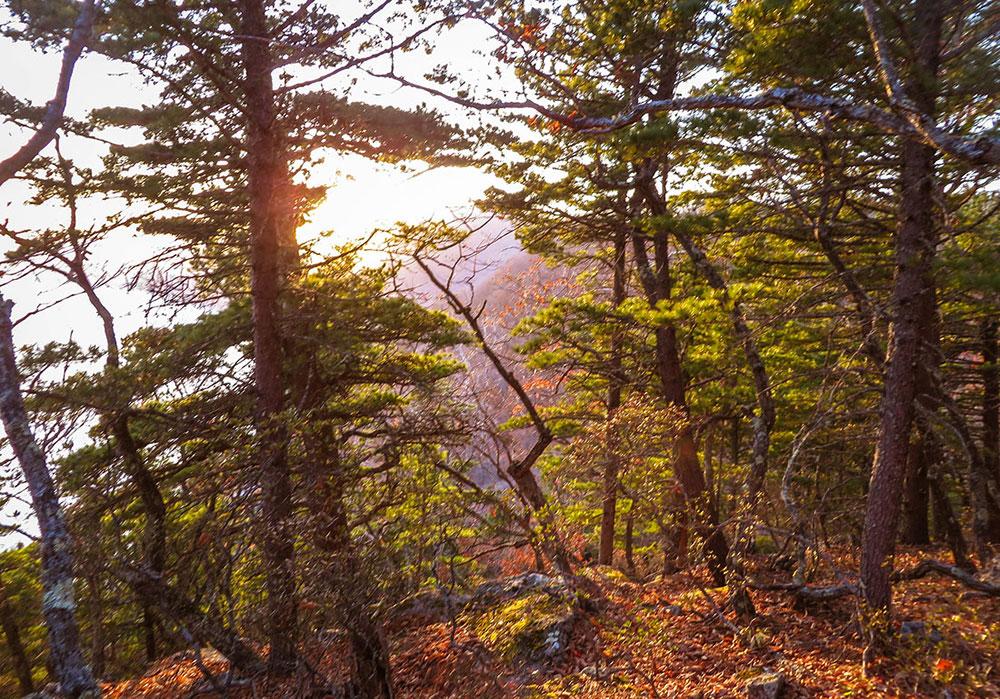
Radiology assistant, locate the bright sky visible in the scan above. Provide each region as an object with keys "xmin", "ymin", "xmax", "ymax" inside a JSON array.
[
  {"xmin": 0, "ymin": 5, "xmax": 509, "ymax": 545},
  {"xmin": 0, "ymin": 9, "xmax": 507, "ymax": 338}
]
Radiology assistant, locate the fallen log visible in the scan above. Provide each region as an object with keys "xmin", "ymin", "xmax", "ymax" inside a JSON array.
[
  {"xmin": 893, "ymin": 559, "xmax": 1000, "ymax": 596},
  {"xmin": 749, "ymin": 580, "xmax": 859, "ymax": 601}
]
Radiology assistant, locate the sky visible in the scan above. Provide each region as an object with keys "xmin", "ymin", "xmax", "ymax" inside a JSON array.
[{"xmin": 0, "ymin": 3, "xmax": 511, "ymax": 546}]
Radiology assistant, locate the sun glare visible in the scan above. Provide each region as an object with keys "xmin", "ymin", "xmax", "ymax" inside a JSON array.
[{"xmin": 299, "ymin": 153, "xmax": 499, "ymax": 262}]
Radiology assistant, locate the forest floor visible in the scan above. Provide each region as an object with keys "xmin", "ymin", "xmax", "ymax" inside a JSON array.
[{"xmin": 101, "ymin": 547, "xmax": 1000, "ymax": 699}]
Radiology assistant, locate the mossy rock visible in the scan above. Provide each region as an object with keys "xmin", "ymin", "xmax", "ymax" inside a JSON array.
[{"xmin": 461, "ymin": 589, "xmax": 577, "ymax": 663}]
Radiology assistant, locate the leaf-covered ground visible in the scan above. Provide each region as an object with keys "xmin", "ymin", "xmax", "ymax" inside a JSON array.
[{"xmin": 102, "ymin": 549, "xmax": 1000, "ymax": 698}]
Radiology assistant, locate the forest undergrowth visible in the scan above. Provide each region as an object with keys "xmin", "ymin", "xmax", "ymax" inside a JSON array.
[{"xmin": 100, "ymin": 546, "xmax": 1000, "ymax": 699}]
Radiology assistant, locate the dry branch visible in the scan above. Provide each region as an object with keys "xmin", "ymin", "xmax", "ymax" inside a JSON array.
[{"xmin": 0, "ymin": 0, "xmax": 96, "ymax": 186}]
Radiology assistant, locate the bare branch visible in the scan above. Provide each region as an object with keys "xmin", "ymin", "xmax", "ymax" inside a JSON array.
[
  {"xmin": 0, "ymin": 0, "xmax": 96, "ymax": 186},
  {"xmin": 565, "ymin": 88, "xmax": 1000, "ymax": 167},
  {"xmin": 893, "ymin": 559, "xmax": 1000, "ymax": 596}
]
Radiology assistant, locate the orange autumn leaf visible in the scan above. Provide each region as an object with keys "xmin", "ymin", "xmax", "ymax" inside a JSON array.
[{"xmin": 935, "ymin": 658, "xmax": 955, "ymax": 672}]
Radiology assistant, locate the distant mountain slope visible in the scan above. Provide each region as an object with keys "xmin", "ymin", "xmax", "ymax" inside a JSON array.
[{"xmin": 397, "ymin": 218, "xmax": 578, "ymax": 486}]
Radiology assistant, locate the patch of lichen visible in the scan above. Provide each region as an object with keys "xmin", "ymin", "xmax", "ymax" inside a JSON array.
[{"xmin": 461, "ymin": 590, "xmax": 574, "ymax": 662}]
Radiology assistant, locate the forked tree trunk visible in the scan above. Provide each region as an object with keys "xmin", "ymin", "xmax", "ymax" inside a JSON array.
[
  {"xmin": 0, "ymin": 296, "xmax": 97, "ymax": 697},
  {"xmin": 599, "ymin": 229, "xmax": 628, "ymax": 565},
  {"xmin": 860, "ymin": 0, "xmax": 942, "ymax": 613},
  {"xmin": 239, "ymin": 0, "xmax": 299, "ymax": 673}
]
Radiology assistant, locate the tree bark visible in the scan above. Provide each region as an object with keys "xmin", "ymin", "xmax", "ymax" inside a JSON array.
[
  {"xmin": 668, "ymin": 224, "xmax": 775, "ymax": 554},
  {"xmin": 860, "ymin": 0, "xmax": 942, "ymax": 614},
  {"xmin": 599, "ymin": 228, "xmax": 627, "ymax": 565},
  {"xmin": 239, "ymin": 0, "xmax": 299, "ymax": 673},
  {"xmin": 901, "ymin": 430, "xmax": 930, "ymax": 545},
  {"xmin": 0, "ymin": 570, "xmax": 34, "ymax": 695},
  {"xmin": 0, "ymin": 296, "xmax": 97, "ymax": 697},
  {"xmin": 631, "ymin": 226, "xmax": 728, "ymax": 585},
  {"xmin": 982, "ymin": 319, "xmax": 999, "ymax": 482},
  {"xmin": 305, "ymin": 434, "xmax": 393, "ymax": 699}
]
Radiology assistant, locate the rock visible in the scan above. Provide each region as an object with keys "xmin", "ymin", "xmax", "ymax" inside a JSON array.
[
  {"xmin": 393, "ymin": 572, "xmax": 584, "ymax": 667},
  {"xmin": 746, "ymin": 671, "xmax": 785, "ymax": 699},
  {"xmin": 394, "ymin": 587, "xmax": 470, "ymax": 622},
  {"xmin": 460, "ymin": 572, "xmax": 580, "ymax": 665},
  {"xmin": 471, "ymin": 572, "xmax": 564, "ymax": 602},
  {"xmin": 900, "ymin": 619, "xmax": 944, "ymax": 643},
  {"xmin": 396, "ymin": 573, "xmax": 567, "ymax": 626},
  {"xmin": 580, "ymin": 664, "xmax": 615, "ymax": 681},
  {"xmin": 462, "ymin": 588, "xmax": 578, "ymax": 663}
]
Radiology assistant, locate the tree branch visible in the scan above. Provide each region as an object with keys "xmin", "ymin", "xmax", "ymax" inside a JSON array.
[{"xmin": 0, "ymin": 0, "xmax": 96, "ymax": 187}]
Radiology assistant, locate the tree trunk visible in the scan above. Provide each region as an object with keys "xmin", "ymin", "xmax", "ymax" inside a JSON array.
[
  {"xmin": 901, "ymin": 430, "xmax": 930, "ymax": 545},
  {"xmin": 902, "ymin": 264, "xmax": 941, "ymax": 547},
  {"xmin": 860, "ymin": 0, "xmax": 942, "ymax": 613},
  {"xmin": 929, "ymin": 470, "xmax": 974, "ymax": 572},
  {"xmin": 631, "ymin": 226, "xmax": 728, "ymax": 585},
  {"xmin": 669, "ymin": 224, "xmax": 775, "ymax": 555},
  {"xmin": 77, "ymin": 254, "xmax": 169, "ymax": 664},
  {"xmin": 305, "ymin": 434, "xmax": 393, "ymax": 699},
  {"xmin": 412, "ymin": 255, "xmax": 573, "ymax": 577},
  {"xmin": 123, "ymin": 566, "xmax": 265, "ymax": 675},
  {"xmin": 982, "ymin": 319, "xmax": 999, "ymax": 482},
  {"xmin": 0, "ymin": 570, "xmax": 34, "ymax": 696},
  {"xmin": 859, "ymin": 144, "xmax": 935, "ymax": 612},
  {"xmin": 599, "ymin": 229, "xmax": 627, "ymax": 565},
  {"xmin": 112, "ymin": 415, "xmax": 166, "ymax": 662},
  {"xmin": 0, "ymin": 296, "xmax": 97, "ymax": 697},
  {"xmin": 239, "ymin": 0, "xmax": 299, "ymax": 673},
  {"xmin": 624, "ymin": 502, "xmax": 635, "ymax": 576}
]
